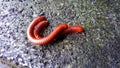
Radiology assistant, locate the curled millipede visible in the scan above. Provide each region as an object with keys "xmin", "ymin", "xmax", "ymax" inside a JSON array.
[{"xmin": 27, "ymin": 16, "xmax": 84, "ymax": 45}]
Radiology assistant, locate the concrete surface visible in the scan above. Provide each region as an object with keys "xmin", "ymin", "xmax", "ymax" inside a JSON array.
[{"xmin": 0, "ymin": 0, "xmax": 120, "ymax": 68}]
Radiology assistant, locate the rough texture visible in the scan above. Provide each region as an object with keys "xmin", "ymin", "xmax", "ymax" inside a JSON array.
[{"xmin": 0, "ymin": 0, "xmax": 120, "ymax": 68}]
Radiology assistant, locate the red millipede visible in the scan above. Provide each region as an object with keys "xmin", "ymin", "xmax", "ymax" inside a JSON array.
[{"xmin": 27, "ymin": 16, "xmax": 84, "ymax": 45}]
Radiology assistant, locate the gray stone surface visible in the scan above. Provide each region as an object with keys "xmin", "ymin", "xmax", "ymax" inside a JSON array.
[
  {"xmin": 0, "ymin": 0, "xmax": 120, "ymax": 68},
  {"xmin": 0, "ymin": 59, "xmax": 19, "ymax": 68}
]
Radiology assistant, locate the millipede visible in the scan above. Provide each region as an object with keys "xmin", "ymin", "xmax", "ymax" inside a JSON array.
[{"xmin": 27, "ymin": 16, "xmax": 84, "ymax": 45}]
